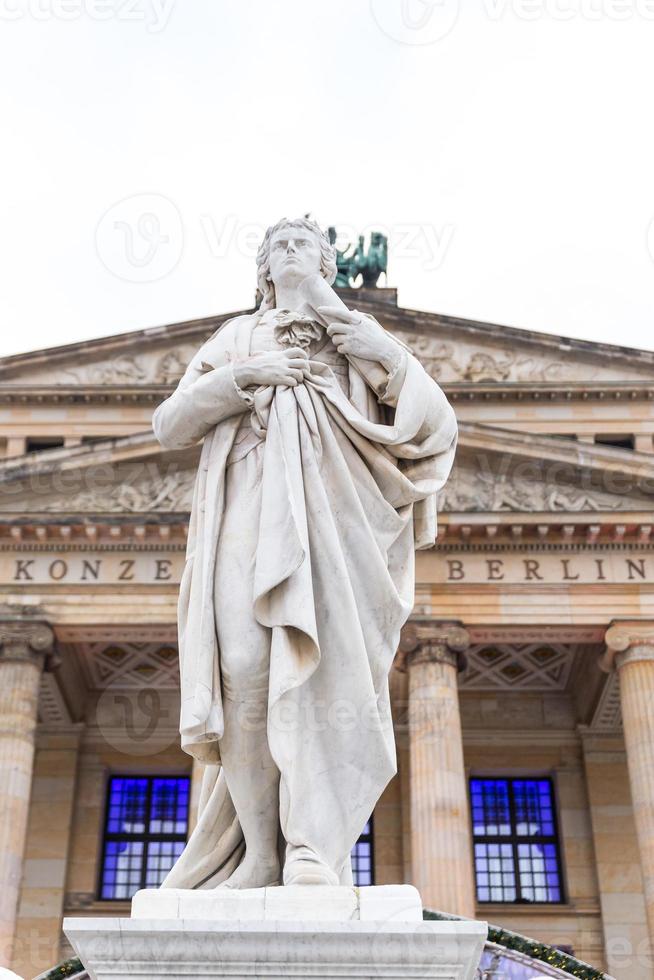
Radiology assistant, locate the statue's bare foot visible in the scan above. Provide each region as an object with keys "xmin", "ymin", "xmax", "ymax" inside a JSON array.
[{"xmin": 218, "ymin": 855, "xmax": 281, "ymax": 890}]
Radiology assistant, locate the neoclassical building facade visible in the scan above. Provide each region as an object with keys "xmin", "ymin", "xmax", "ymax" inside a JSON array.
[{"xmin": 0, "ymin": 288, "xmax": 653, "ymax": 978}]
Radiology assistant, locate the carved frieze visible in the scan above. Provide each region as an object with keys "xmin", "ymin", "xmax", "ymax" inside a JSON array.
[
  {"xmin": 44, "ymin": 469, "xmax": 196, "ymax": 514},
  {"xmin": 398, "ymin": 336, "xmax": 578, "ymax": 383},
  {"xmin": 0, "ymin": 448, "xmax": 647, "ymax": 515},
  {"xmin": 0, "ymin": 463, "xmax": 196, "ymax": 514},
  {"xmin": 438, "ymin": 456, "xmax": 652, "ymax": 513},
  {"xmin": 64, "ymin": 355, "xmax": 148, "ymax": 385},
  {"xmin": 394, "ymin": 332, "xmax": 649, "ymax": 384},
  {"xmin": 16, "ymin": 345, "xmax": 198, "ymax": 386}
]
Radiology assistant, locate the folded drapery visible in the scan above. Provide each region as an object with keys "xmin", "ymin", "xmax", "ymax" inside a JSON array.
[{"xmin": 154, "ymin": 313, "xmax": 457, "ymax": 888}]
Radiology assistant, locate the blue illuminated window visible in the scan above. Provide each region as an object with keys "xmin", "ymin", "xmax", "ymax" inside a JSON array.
[
  {"xmin": 99, "ymin": 776, "xmax": 189, "ymax": 900},
  {"xmin": 470, "ymin": 778, "xmax": 563, "ymax": 904},
  {"xmin": 351, "ymin": 819, "xmax": 374, "ymax": 886}
]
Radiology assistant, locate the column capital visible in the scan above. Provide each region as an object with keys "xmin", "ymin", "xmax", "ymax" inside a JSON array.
[
  {"xmin": 397, "ymin": 620, "xmax": 470, "ymax": 672},
  {"xmin": 601, "ymin": 620, "xmax": 654, "ymax": 672},
  {"xmin": 0, "ymin": 617, "xmax": 56, "ymax": 670}
]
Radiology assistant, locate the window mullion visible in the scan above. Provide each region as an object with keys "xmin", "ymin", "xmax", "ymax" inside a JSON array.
[
  {"xmin": 142, "ymin": 777, "xmax": 153, "ymax": 892},
  {"xmin": 508, "ymin": 780, "xmax": 522, "ymax": 904}
]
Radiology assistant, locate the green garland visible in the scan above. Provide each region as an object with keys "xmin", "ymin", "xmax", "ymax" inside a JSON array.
[
  {"xmin": 34, "ymin": 956, "xmax": 84, "ymax": 980},
  {"xmin": 488, "ymin": 925, "xmax": 606, "ymax": 979},
  {"xmin": 424, "ymin": 909, "xmax": 607, "ymax": 979}
]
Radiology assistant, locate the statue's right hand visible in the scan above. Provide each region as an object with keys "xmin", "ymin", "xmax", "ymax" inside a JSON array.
[{"xmin": 232, "ymin": 348, "xmax": 310, "ymax": 389}]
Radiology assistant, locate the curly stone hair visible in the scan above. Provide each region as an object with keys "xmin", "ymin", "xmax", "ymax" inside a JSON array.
[{"xmin": 255, "ymin": 217, "xmax": 337, "ymax": 311}]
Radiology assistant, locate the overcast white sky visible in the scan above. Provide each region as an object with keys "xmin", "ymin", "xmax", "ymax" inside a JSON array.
[{"xmin": 1, "ymin": 0, "xmax": 654, "ymax": 358}]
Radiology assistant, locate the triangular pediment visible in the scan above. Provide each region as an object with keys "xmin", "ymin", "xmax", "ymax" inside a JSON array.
[
  {"xmin": 1, "ymin": 294, "xmax": 653, "ymax": 388},
  {"xmin": 1, "ymin": 424, "xmax": 651, "ymax": 517},
  {"xmin": 385, "ymin": 306, "xmax": 654, "ymax": 384},
  {"xmin": 0, "ymin": 433, "xmax": 199, "ymax": 515},
  {"xmin": 0, "ymin": 309, "xmax": 252, "ymax": 387},
  {"xmin": 445, "ymin": 424, "xmax": 654, "ymax": 514}
]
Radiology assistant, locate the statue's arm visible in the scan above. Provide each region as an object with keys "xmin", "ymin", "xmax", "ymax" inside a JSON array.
[
  {"xmin": 317, "ymin": 304, "xmax": 413, "ymax": 407},
  {"xmin": 152, "ymin": 335, "xmax": 251, "ymax": 451},
  {"xmin": 348, "ymin": 315, "xmax": 457, "ymax": 443},
  {"xmin": 386, "ymin": 351, "xmax": 457, "ymax": 445},
  {"xmin": 346, "ymin": 323, "xmax": 408, "ymax": 406}
]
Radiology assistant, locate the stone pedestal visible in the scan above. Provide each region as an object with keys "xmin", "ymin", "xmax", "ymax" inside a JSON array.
[
  {"xmin": 64, "ymin": 885, "xmax": 487, "ymax": 979},
  {"xmin": 399, "ymin": 622, "xmax": 476, "ymax": 918},
  {"xmin": 0, "ymin": 618, "xmax": 55, "ymax": 967}
]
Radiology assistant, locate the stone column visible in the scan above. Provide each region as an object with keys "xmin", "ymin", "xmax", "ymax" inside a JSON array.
[
  {"xmin": 604, "ymin": 621, "xmax": 654, "ymax": 953},
  {"xmin": 399, "ymin": 621, "xmax": 475, "ymax": 917},
  {"xmin": 11, "ymin": 725, "xmax": 83, "ymax": 979},
  {"xmin": 0, "ymin": 618, "xmax": 55, "ymax": 967}
]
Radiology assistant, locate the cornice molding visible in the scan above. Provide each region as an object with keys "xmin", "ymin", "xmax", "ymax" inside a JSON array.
[
  {"xmin": 1, "ymin": 517, "xmax": 653, "ymax": 550},
  {"xmin": 0, "ymin": 384, "xmax": 171, "ymax": 405},
  {"xmin": 2, "ymin": 380, "xmax": 654, "ymax": 407},
  {"xmin": 448, "ymin": 381, "xmax": 654, "ymax": 403},
  {"xmin": 0, "ymin": 519, "xmax": 188, "ymax": 548}
]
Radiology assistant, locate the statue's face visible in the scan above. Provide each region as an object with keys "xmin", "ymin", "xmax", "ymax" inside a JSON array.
[{"xmin": 268, "ymin": 225, "xmax": 322, "ymax": 289}]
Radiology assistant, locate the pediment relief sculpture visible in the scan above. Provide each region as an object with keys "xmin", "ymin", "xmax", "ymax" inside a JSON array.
[
  {"xmin": 0, "ymin": 461, "xmax": 196, "ymax": 513},
  {"xmin": 399, "ymin": 336, "xmax": 595, "ymax": 385},
  {"xmin": 439, "ymin": 456, "xmax": 653, "ymax": 513},
  {"xmin": 0, "ymin": 345, "xmax": 201, "ymax": 387},
  {"xmin": 19, "ymin": 336, "xmax": 645, "ymax": 387}
]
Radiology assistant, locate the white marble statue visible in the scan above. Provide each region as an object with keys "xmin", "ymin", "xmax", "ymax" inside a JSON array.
[{"xmin": 152, "ymin": 217, "xmax": 458, "ymax": 889}]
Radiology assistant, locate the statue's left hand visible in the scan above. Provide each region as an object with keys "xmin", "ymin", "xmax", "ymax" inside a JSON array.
[{"xmin": 318, "ymin": 306, "xmax": 402, "ymax": 372}]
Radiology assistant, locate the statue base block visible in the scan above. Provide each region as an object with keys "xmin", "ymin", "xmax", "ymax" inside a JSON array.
[{"xmin": 63, "ymin": 885, "xmax": 487, "ymax": 979}]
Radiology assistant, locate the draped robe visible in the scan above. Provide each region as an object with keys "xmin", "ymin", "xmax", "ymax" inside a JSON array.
[{"xmin": 152, "ymin": 309, "xmax": 458, "ymax": 888}]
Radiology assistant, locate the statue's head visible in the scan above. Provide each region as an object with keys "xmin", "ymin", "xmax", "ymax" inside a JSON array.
[{"xmin": 256, "ymin": 217, "xmax": 337, "ymax": 310}]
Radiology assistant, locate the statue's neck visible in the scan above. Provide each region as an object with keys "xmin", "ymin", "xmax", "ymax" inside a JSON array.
[{"xmin": 272, "ymin": 284, "xmax": 305, "ymax": 313}]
